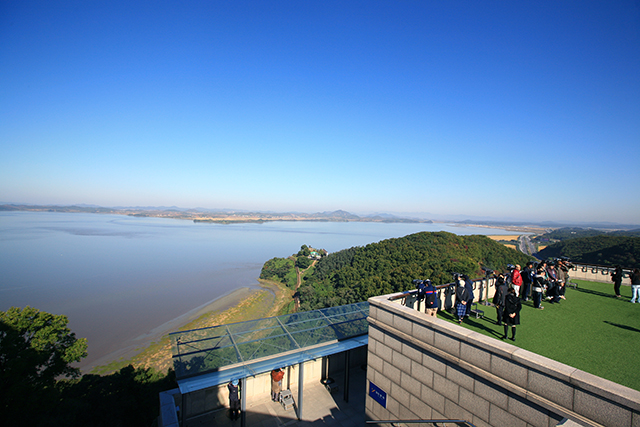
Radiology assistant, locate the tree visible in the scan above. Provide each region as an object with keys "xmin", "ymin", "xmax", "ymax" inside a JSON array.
[
  {"xmin": 0, "ymin": 306, "xmax": 88, "ymax": 424},
  {"xmin": 297, "ymin": 244, "xmax": 311, "ymax": 257},
  {"xmin": 296, "ymin": 231, "xmax": 534, "ymax": 310},
  {"xmin": 295, "ymin": 256, "xmax": 313, "ymax": 269},
  {"xmin": 55, "ymin": 365, "xmax": 177, "ymax": 427}
]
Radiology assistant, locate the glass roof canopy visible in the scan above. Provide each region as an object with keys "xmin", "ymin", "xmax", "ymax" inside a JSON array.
[{"xmin": 170, "ymin": 301, "xmax": 369, "ymax": 384}]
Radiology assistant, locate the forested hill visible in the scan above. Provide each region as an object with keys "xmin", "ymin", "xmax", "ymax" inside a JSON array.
[
  {"xmin": 291, "ymin": 232, "xmax": 532, "ymax": 311},
  {"xmin": 537, "ymin": 236, "xmax": 640, "ymax": 267},
  {"xmin": 534, "ymin": 227, "xmax": 640, "ymax": 242}
]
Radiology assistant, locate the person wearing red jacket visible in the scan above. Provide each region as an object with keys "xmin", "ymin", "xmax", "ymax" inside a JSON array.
[
  {"xmin": 271, "ymin": 368, "xmax": 285, "ymax": 401},
  {"xmin": 511, "ymin": 265, "xmax": 523, "ymax": 297}
]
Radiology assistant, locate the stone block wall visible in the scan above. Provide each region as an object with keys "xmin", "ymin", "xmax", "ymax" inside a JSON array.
[{"xmin": 366, "ymin": 293, "xmax": 640, "ymax": 427}]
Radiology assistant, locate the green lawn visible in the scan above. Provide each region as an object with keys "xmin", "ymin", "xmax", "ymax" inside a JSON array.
[{"xmin": 440, "ymin": 280, "xmax": 640, "ymax": 391}]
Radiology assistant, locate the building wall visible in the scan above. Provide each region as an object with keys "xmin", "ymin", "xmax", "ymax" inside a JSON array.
[
  {"xmin": 174, "ymin": 347, "xmax": 367, "ymax": 422},
  {"xmin": 365, "ymin": 293, "xmax": 640, "ymax": 427}
]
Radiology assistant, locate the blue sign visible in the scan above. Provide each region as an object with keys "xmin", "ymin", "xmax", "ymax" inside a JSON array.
[{"xmin": 369, "ymin": 381, "xmax": 387, "ymax": 408}]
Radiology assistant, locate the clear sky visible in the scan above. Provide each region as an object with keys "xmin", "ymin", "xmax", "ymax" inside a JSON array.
[{"xmin": 1, "ymin": 1, "xmax": 639, "ymax": 224}]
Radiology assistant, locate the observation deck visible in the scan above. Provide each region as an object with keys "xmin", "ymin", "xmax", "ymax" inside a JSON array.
[{"xmin": 159, "ymin": 263, "xmax": 640, "ymax": 427}]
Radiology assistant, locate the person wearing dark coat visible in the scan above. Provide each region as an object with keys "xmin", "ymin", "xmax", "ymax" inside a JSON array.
[
  {"xmin": 502, "ymin": 288, "xmax": 521, "ymax": 341},
  {"xmin": 493, "ymin": 274, "xmax": 508, "ymax": 326},
  {"xmin": 455, "ymin": 278, "xmax": 470, "ymax": 324},
  {"xmin": 228, "ymin": 379, "xmax": 241, "ymax": 419},
  {"xmin": 422, "ymin": 279, "xmax": 438, "ymax": 317},
  {"xmin": 521, "ymin": 262, "xmax": 534, "ymax": 301},
  {"xmin": 611, "ymin": 265, "xmax": 623, "ymax": 298},
  {"xmin": 545, "ymin": 263, "xmax": 561, "ymax": 303},
  {"xmin": 532, "ymin": 267, "xmax": 547, "ymax": 310},
  {"xmin": 463, "ymin": 275, "xmax": 475, "ymax": 317}
]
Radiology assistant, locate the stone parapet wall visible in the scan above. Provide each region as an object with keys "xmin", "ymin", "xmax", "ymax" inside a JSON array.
[
  {"xmin": 570, "ymin": 263, "xmax": 632, "ymax": 285},
  {"xmin": 366, "ymin": 293, "xmax": 640, "ymax": 427},
  {"xmin": 397, "ymin": 277, "xmax": 498, "ymax": 316}
]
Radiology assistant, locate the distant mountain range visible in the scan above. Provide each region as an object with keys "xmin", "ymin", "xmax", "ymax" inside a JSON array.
[
  {"xmin": 0, "ymin": 204, "xmax": 430, "ymax": 224},
  {"xmin": 1, "ymin": 203, "xmax": 637, "ymax": 230}
]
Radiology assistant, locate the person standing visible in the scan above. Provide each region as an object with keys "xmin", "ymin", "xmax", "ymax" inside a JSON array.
[
  {"xmin": 423, "ymin": 279, "xmax": 438, "ymax": 317},
  {"xmin": 611, "ymin": 265, "xmax": 623, "ymax": 298},
  {"xmin": 455, "ymin": 277, "xmax": 470, "ymax": 324},
  {"xmin": 271, "ymin": 368, "xmax": 285, "ymax": 401},
  {"xmin": 463, "ymin": 274, "xmax": 475, "ymax": 317},
  {"xmin": 556, "ymin": 260, "xmax": 567, "ymax": 300},
  {"xmin": 493, "ymin": 274, "xmax": 508, "ymax": 325},
  {"xmin": 228, "ymin": 379, "xmax": 241, "ymax": 419},
  {"xmin": 532, "ymin": 267, "xmax": 547, "ymax": 310},
  {"xmin": 521, "ymin": 262, "xmax": 534, "ymax": 301},
  {"xmin": 511, "ymin": 265, "xmax": 523, "ymax": 297},
  {"xmin": 502, "ymin": 287, "xmax": 522, "ymax": 341},
  {"xmin": 630, "ymin": 268, "xmax": 640, "ymax": 303},
  {"xmin": 546, "ymin": 262, "xmax": 561, "ymax": 303}
]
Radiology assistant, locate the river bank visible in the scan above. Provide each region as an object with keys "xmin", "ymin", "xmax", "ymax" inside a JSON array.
[{"xmin": 88, "ymin": 280, "xmax": 294, "ymax": 375}]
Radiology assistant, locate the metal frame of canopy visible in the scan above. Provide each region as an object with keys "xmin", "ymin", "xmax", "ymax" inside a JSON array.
[{"xmin": 169, "ymin": 302, "xmax": 370, "ymax": 424}]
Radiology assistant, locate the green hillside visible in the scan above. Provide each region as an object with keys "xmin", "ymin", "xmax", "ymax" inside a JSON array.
[
  {"xmin": 289, "ymin": 231, "xmax": 532, "ymax": 311},
  {"xmin": 535, "ymin": 227, "xmax": 605, "ymax": 242},
  {"xmin": 537, "ymin": 235, "xmax": 640, "ymax": 267},
  {"xmin": 533, "ymin": 227, "xmax": 640, "ymax": 245}
]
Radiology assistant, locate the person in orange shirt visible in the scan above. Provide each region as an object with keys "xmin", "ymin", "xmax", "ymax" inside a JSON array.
[{"xmin": 271, "ymin": 368, "xmax": 285, "ymax": 401}]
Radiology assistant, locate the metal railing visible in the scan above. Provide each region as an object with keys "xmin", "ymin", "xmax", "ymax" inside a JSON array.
[
  {"xmin": 570, "ymin": 262, "xmax": 632, "ymax": 277},
  {"xmin": 388, "ymin": 274, "xmax": 495, "ymax": 308},
  {"xmin": 388, "ymin": 260, "xmax": 637, "ymax": 309}
]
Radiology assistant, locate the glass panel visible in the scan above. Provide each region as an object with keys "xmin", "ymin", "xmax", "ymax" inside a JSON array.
[
  {"xmin": 292, "ymin": 326, "xmax": 340, "ymax": 348},
  {"xmin": 171, "ymin": 301, "xmax": 369, "ymax": 379}
]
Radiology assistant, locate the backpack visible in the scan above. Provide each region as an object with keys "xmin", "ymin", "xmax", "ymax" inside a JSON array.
[{"xmin": 425, "ymin": 289, "xmax": 436, "ymax": 307}]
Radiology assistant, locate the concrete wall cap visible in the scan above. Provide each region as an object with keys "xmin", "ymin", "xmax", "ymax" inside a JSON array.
[
  {"xmin": 468, "ymin": 332, "xmax": 518, "ymax": 359},
  {"xmin": 371, "ymin": 297, "xmax": 521, "ymax": 359},
  {"xmin": 511, "ymin": 348, "xmax": 576, "ymax": 383},
  {"xmin": 571, "ymin": 369, "xmax": 640, "ymax": 411}
]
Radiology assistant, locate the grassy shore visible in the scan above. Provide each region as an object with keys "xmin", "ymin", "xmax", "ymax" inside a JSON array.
[
  {"xmin": 440, "ymin": 279, "xmax": 640, "ymax": 391},
  {"xmin": 90, "ymin": 279, "xmax": 294, "ymax": 375}
]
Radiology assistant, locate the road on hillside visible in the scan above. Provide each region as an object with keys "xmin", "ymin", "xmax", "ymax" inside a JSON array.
[
  {"xmin": 293, "ymin": 259, "xmax": 317, "ymax": 311},
  {"xmin": 518, "ymin": 235, "xmax": 536, "ymax": 256}
]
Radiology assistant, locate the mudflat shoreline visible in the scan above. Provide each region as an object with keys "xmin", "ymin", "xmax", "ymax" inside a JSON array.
[
  {"xmin": 82, "ymin": 286, "xmax": 261, "ymax": 373},
  {"xmin": 86, "ymin": 280, "xmax": 292, "ymax": 375}
]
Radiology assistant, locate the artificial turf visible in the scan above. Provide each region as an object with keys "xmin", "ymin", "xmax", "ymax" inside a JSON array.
[{"xmin": 440, "ymin": 279, "xmax": 640, "ymax": 391}]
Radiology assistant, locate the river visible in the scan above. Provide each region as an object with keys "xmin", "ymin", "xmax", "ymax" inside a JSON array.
[{"xmin": 0, "ymin": 211, "xmax": 519, "ymax": 370}]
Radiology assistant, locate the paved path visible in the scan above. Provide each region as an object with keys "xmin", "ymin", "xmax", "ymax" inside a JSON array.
[{"xmin": 185, "ymin": 368, "xmax": 367, "ymax": 427}]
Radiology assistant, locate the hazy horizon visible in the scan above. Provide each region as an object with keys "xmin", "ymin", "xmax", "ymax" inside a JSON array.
[{"xmin": 2, "ymin": 201, "xmax": 639, "ymax": 227}]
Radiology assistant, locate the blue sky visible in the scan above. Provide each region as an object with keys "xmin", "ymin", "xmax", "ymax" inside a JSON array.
[{"xmin": 1, "ymin": 1, "xmax": 639, "ymax": 224}]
